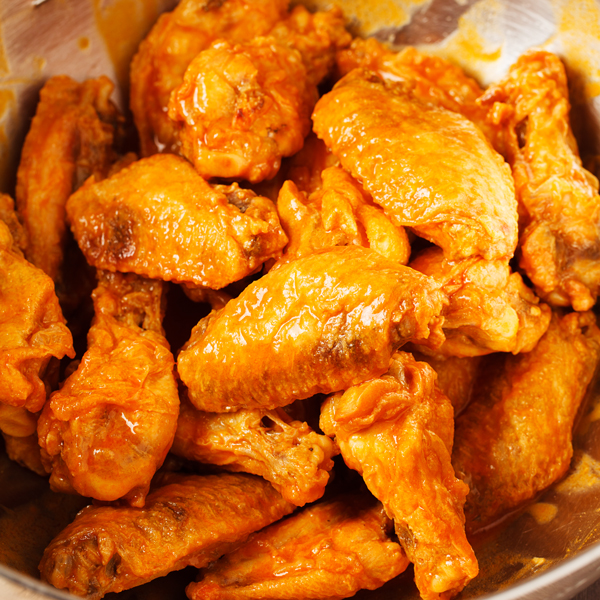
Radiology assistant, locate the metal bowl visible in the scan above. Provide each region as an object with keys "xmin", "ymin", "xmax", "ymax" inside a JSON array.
[{"xmin": 2, "ymin": 0, "xmax": 600, "ymax": 598}]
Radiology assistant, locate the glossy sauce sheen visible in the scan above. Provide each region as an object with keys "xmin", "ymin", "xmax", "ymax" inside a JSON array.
[{"xmin": 178, "ymin": 245, "xmax": 447, "ymax": 412}]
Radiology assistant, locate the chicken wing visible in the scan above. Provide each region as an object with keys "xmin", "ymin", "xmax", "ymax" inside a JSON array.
[
  {"xmin": 275, "ymin": 166, "xmax": 410, "ymax": 268},
  {"xmin": 281, "ymin": 133, "xmax": 340, "ymax": 195},
  {"xmin": 40, "ymin": 473, "xmax": 295, "ymax": 599},
  {"xmin": 320, "ymin": 352, "xmax": 478, "ymax": 600},
  {"xmin": 37, "ymin": 271, "xmax": 179, "ymax": 506},
  {"xmin": 2, "ymin": 432, "xmax": 45, "ymax": 476},
  {"xmin": 66, "ymin": 154, "xmax": 287, "ymax": 289},
  {"xmin": 0, "ymin": 219, "xmax": 74, "ymax": 413},
  {"xmin": 178, "ymin": 245, "xmax": 447, "ymax": 413},
  {"xmin": 15, "ymin": 76, "xmax": 122, "ymax": 293},
  {"xmin": 187, "ymin": 495, "xmax": 409, "ymax": 600},
  {"xmin": 479, "ymin": 50, "xmax": 600, "ymax": 311},
  {"xmin": 168, "ymin": 6, "xmax": 350, "ymax": 182},
  {"xmin": 452, "ymin": 311, "xmax": 600, "ymax": 533},
  {"xmin": 410, "ymin": 247, "xmax": 551, "ymax": 356},
  {"xmin": 172, "ymin": 398, "xmax": 336, "ymax": 506},
  {"xmin": 409, "ymin": 351, "xmax": 482, "ymax": 416},
  {"xmin": 312, "ymin": 68, "xmax": 517, "ymax": 261},
  {"xmin": 336, "ymin": 39, "xmax": 498, "ymax": 148},
  {"xmin": 130, "ymin": 0, "xmax": 289, "ymax": 157}
]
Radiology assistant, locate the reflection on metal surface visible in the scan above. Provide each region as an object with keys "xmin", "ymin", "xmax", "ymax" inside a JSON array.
[{"xmin": 2, "ymin": 0, "xmax": 600, "ymax": 599}]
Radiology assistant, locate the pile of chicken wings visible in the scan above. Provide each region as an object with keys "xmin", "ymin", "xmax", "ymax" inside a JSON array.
[{"xmin": 2, "ymin": 1, "xmax": 600, "ymax": 599}]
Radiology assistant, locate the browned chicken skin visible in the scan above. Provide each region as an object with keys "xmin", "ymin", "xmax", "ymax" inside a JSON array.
[
  {"xmin": 336, "ymin": 39, "xmax": 498, "ymax": 148},
  {"xmin": 168, "ymin": 6, "xmax": 350, "ymax": 182},
  {"xmin": 453, "ymin": 311, "xmax": 600, "ymax": 533},
  {"xmin": 321, "ymin": 352, "xmax": 478, "ymax": 600},
  {"xmin": 178, "ymin": 245, "xmax": 447, "ymax": 413},
  {"xmin": 172, "ymin": 398, "xmax": 337, "ymax": 506},
  {"xmin": 409, "ymin": 351, "xmax": 482, "ymax": 416},
  {"xmin": 39, "ymin": 473, "xmax": 295, "ymax": 599},
  {"xmin": 188, "ymin": 495, "xmax": 409, "ymax": 600},
  {"xmin": 312, "ymin": 68, "xmax": 518, "ymax": 261},
  {"xmin": 276, "ymin": 166, "xmax": 410, "ymax": 268},
  {"xmin": 480, "ymin": 50, "xmax": 600, "ymax": 311},
  {"xmin": 37, "ymin": 271, "xmax": 179, "ymax": 507},
  {"xmin": 15, "ymin": 76, "xmax": 122, "ymax": 293},
  {"xmin": 66, "ymin": 154, "xmax": 287, "ymax": 289},
  {"xmin": 0, "ymin": 217, "xmax": 74, "ymax": 413},
  {"xmin": 130, "ymin": 0, "xmax": 290, "ymax": 157},
  {"xmin": 410, "ymin": 247, "xmax": 551, "ymax": 356}
]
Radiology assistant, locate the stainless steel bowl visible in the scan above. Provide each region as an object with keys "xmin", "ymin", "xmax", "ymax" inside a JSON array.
[{"xmin": 2, "ymin": 0, "xmax": 600, "ymax": 598}]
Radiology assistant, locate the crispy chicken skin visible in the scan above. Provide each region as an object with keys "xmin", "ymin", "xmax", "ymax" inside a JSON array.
[
  {"xmin": 312, "ymin": 69, "xmax": 518, "ymax": 261},
  {"xmin": 130, "ymin": 0, "xmax": 289, "ymax": 157},
  {"xmin": 275, "ymin": 166, "xmax": 410, "ymax": 268},
  {"xmin": 37, "ymin": 271, "xmax": 179, "ymax": 507},
  {"xmin": 15, "ymin": 76, "xmax": 121, "ymax": 285},
  {"xmin": 410, "ymin": 247, "xmax": 551, "ymax": 356},
  {"xmin": 336, "ymin": 39, "xmax": 497, "ymax": 147},
  {"xmin": 178, "ymin": 245, "xmax": 447, "ymax": 413},
  {"xmin": 172, "ymin": 398, "xmax": 336, "ymax": 506},
  {"xmin": 453, "ymin": 311, "xmax": 600, "ymax": 533},
  {"xmin": 409, "ymin": 351, "xmax": 482, "ymax": 416},
  {"xmin": 480, "ymin": 50, "xmax": 600, "ymax": 311},
  {"xmin": 168, "ymin": 6, "xmax": 350, "ymax": 183},
  {"xmin": 66, "ymin": 154, "xmax": 287, "ymax": 289},
  {"xmin": 188, "ymin": 495, "xmax": 409, "ymax": 600},
  {"xmin": 321, "ymin": 352, "xmax": 478, "ymax": 600},
  {"xmin": 0, "ymin": 219, "xmax": 74, "ymax": 413},
  {"xmin": 40, "ymin": 473, "xmax": 295, "ymax": 599}
]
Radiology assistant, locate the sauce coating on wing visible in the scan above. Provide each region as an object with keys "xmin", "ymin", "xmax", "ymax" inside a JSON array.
[
  {"xmin": 130, "ymin": 0, "xmax": 290, "ymax": 156},
  {"xmin": 0, "ymin": 218, "xmax": 74, "ymax": 413},
  {"xmin": 453, "ymin": 311, "xmax": 600, "ymax": 533},
  {"xmin": 320, "ymin": 352, "xmax": 478, "ymax": 600},
  {"xmin": 188, "ymin": 495, "xmax": 409, "ymax": 600},
  {"xmin": 410, "ymin": 246, "xmax": 551, "ymax": 356},
  {"xmin": 480, "ymin": 49, "xmax": 600, "ymax": 311},
  {"xmin": 178, "ymin": 245, "xmax": 447, "ymax": 412},
  {"xmin": 15, "ymin": 75, "xmax": 122, "ymax": 287},
  {"xmin": 37, "ymin": 271, "xmax": 179, "ymax": 507},
  {"xmin": 66, "ymin": 154, "xmax": 287, "ymax": 289},
  {"xmin": 168, "ymin": 6, "xmax": 350, "ymax": 182},
  {"xmin": 312, "ymin": 68, "xmax": 518, "ymax": 261},
  {"xmin": 276, "ymin": 166, "xmax": 410, "ymax": 268},
  {"xmin": 172, "ymin": 398, "xmax": 336, "ymax": 506},
  {"xmin": 39, "ymin": 473, "xmax": 295, "ymax": 599}
]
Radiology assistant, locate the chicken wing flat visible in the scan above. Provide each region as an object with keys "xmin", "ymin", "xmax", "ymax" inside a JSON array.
[
  {"xmin": 479, "ymin": 50, "xmax": 600, "ymax": 311},
  {"xmin": 188, "ymin": 495, "xmax": 409, "ymax": 600},
  {"xmin": 37, "ymin": 271, "xmax": 178, "ymax": 506},
  {"xmin": 168, "ymin": 6, "xmax": 350, "ymax": 182},
  {"xmin": 452, "ymin": 311, "xmax": 600, "ymax": 533},
  {"xmin": 0, "ymin": 220, "xmax": 74, "ymax": 413},
  {"xmin": 336, "ymin": 39, "xmax": 497, "ymax": 148},
  {"xmin": 0, "ymin": 193, "xmax": 26, "ymax": 252},
  {"xmin": 40, "ymin": 473, "xmax": 295, "ymax": 599},
  {"xmin": 66, "ymin": 154, "xmax": 287, "ymax": 289},
  {"xmin": 320, "ymin": 352, "xmax": 478, "ymax": 600},
  {"xmin": 172, "ymin": 398, "xmax": 336, "ymax": 506},
  {"xmin": 130, "ymin": 0, "xmax": 289, "ymax": 157},
  {"xmin": 312, "ymin": 68, "xmax": 517, "ymax": 261},
  {"xmin": 178, "ymin": 245, "xmax": 447, "ymax": 413},
  {"xmin": 410, "ymin": 247, "xmax": 551, "ymax": 356},
  {"xmin": 15, "ymin": 75, "xmax": 122, "ymax": 285},
  {"xmin": 276, "ymin": 166, "xmax": 410, "ymax": 268}
]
